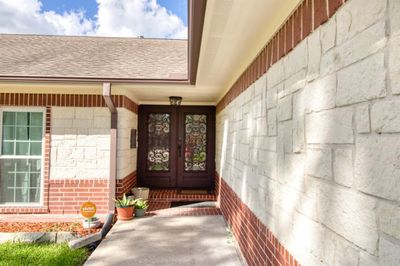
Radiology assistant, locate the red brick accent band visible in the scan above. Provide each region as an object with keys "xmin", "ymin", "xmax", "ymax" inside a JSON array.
[
  {"xmin": 0, "ymin": 179, "xmax": 109, "ymax": 214},
  {"xmin": 216, "ymin": 0, "xmax": 346, "ymax": 113},
  {"xmin": 116, "ymin": 171, "xmax": 137, "ymax": 198},
  {"xmin": 0, "ymin": 93, "xmax": 138, "ymax": 114},
  {"xmin": 48, "ymin": 179, "xmax": 109, "ymax": 214},
  {"xmin": 218, "ymin": 177, "xmax": 300, "ymax": 266}
]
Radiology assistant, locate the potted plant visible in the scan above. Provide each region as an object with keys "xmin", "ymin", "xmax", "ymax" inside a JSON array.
[
  {"xmin": 132, "ymin": 187, "xmax": 150, "ymax": 200},
  {"xmin": 133, "ymin": 198, "xmax": 149, "ymax": 218},
  {"xmin": 82, "ymin": 216, "xmax": 101, "ymax": 229},
  {"xmin": 114, "ymin": 194, "xmax": 135, "ymax": 221}
]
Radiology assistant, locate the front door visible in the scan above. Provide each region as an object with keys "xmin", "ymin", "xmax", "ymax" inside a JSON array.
[{"xmin": 137, "ymin": 105, "xmax": 215, "ymax": 188}]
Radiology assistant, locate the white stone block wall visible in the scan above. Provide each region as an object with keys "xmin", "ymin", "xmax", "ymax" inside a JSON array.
[
  {"xmin": 50, "ymin": 107, "xmax": 111, "ymax": 179},
  {"xmin": 216, "ymin": 0, "xmax": 400, "ymax": 264},
  {"xmin": 117, "ymin": 107, "xmax": 137, "ymax": 179},
  {"xmin": 50, "ymin": 106, "xmax": 137, "ymax": 180}
]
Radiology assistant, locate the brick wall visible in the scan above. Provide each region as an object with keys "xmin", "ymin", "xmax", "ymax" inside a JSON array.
[
  {"xmin": 48, "ymin": 179, "xmax": 109, "ymax": 214},
  {"xmin": 0, "ymin": 93, "xmax": 138, "ymax": 114},
  {"xmin": 0, "ymin": 92, "xmax": 139, "ymax": 214},
  {"xmin": 216, "ymin": 0, "xmax": 346, "ymax": 112},
  {"xmin": 216, "ymin": 0, "xmax": 400, "ymax": 265},
  {"xmin": 219, "ymin": 178, "xmax": 299, "ymax": 266},
  {"xmin": 116, "ymin": 171, "xmax": 137, "ymax": 198}
]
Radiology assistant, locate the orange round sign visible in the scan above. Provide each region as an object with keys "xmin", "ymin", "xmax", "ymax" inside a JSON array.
[{"xmin": 80, "ymin": 202, "xmax": 97, "ymax": 218}]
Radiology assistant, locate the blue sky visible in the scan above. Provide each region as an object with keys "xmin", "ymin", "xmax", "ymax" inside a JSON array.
[
  {"xmin": 0, "ymin": 0, "xmax": 188, "ymax": 39},
  {"xmin": 40, "ymin": 0, "xmax": 188, "ymax": 25}
]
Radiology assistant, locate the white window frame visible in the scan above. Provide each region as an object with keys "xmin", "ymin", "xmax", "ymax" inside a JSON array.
[{"xmin": 0, "ymin": 107, "xmax": 46, "ymax": 207}]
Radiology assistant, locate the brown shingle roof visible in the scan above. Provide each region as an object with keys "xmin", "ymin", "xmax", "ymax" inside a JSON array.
[{"xmin": 0, "ymin": 34, "xmax": 187, "ymax": 80}]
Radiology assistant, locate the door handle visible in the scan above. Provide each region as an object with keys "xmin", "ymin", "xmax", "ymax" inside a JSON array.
[{"xmin": 178, "ymin": 144, "xmax": 182, "ymax": 157}]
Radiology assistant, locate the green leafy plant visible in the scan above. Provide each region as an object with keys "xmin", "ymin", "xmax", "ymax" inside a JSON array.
[
  {"xmin": 84, "ymin": 216, "xmax": 99, "ymax": 222},
  {"xmin": 113, "ymin": 194, "xmax": 134, "ymax": 208},
  {"xmin": 134, "ymin": 198, "xmax": 149, "ymax": 210}
]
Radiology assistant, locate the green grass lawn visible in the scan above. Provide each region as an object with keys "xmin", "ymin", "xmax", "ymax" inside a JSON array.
[{"xmin": 0, "ymin": 242, "xmax": 89, "ymax": 266}]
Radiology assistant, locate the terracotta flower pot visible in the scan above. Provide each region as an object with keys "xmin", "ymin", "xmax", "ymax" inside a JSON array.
[{"xmin": 116, "ymin": 206, "xmax": 134, "ymax": 221}]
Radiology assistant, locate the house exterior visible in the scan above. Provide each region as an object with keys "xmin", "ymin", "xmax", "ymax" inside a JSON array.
[{"xmin": 1, "ymin": 0, "xmax": 400, "ymax": 265}]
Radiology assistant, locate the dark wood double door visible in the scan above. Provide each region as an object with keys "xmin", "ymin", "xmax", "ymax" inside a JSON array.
[{"xmin": 138, "ymin": 105, "xmax": 215, "ymax": 189}]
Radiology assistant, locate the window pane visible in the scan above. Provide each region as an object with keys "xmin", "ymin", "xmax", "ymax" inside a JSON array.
[
  {"xmin": 2, "ymin": 126, "xmax": 15, "ymax": 140},
  {"xmin": 30, "ymin": 113, "xmax": 43, "ymax": 126},
  {"xmin": 1, "ymin": 111, "xmax": 43, "ymax": 204},
  {"xmin": 30, "ymin": 188, "xmax": 40, "ymax": 203},
  {"xmin": 14, "ymin": 188, "xmax": 29, "ymax": 203},
  {"xmin": 15, "ymin": 142, "xmax": 29, "ymax": 155},
  {"xmin": 16, "ymin": 127, "xmax": 29, "ymax": 140},
  {"xmin": 30, "ymin": 159, "xmax": 42, "ymax": 172},
  {"xmin": 30, "ymin": 142, "xmax": 42, "ymax": 156},
  {"xmin": 3, "ymin": 112, "xmax": 15, "ymax": 126},
  {"xmin": 15, "ymin": 173, "xmax": 30, "ymax": 187},
  {"xmin": 2, "ymin": 142, "xmax": 14, "ymax": 155},
  {"xmin": 16, "ymin": 112, "xmax": 29, "ymax": 126},
  {"xmin": 0, "ymin": 159, "xmax": 41, "ymax": 203},
  {"xmin": 0, "ymin": 188, "xmax": 14, "ymax": 203},
  {"xmin": 30, "ymin": 173, "xmax": 41, "ymax": 188},
  {"xmin": 16, "ymin": 159, "xmax": 30, "ymax": 171},
  {"xmin": 30, "ymin": 127, "xmax": 42, "ymax": 141}
]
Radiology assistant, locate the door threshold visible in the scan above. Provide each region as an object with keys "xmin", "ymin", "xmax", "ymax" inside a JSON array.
[{"xmin": 178, "ymin": 189, "xmax": 210, "ymax": 195}]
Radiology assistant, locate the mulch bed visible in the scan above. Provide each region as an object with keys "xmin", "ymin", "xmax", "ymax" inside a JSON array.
[{"xmin": 0, "ymin": 222, "xmax": 102, "ymax": 237}]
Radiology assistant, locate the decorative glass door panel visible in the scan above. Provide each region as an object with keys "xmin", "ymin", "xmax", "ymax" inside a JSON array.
[
  {"xmin": 184, "ymin": 114, "xmax": 207, "ymax": 171},
  {"xmin": 138, "ymin": 105, "xmax": 215, "ymax": 188},
  {"xmin": 147, "ymin": 113, "xmax": 170, "ymax": 171}
]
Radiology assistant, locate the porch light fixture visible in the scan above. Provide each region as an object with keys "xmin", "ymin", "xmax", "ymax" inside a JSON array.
[{"xmin": 169, "ymin": 96, "xmax": 182, "ymax": 106}]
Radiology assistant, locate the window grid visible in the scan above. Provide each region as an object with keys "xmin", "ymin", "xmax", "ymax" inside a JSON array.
[
  {"xmin": 7, "ymin": 161, "xmax": 41, "ymax": 203},
  {"xmin": 0, "ymin": 110, "xmax": 44, "ymax": 205}
]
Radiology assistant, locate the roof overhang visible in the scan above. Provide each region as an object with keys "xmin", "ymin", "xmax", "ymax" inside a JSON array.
[{"xmin": 0, "ymin": 0, "xmax": 207, "ymax": 85}]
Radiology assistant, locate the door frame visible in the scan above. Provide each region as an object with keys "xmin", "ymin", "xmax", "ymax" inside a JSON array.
[{"xmin": 137, "ymin": 105, "xmax": 215, "ymax": 189}]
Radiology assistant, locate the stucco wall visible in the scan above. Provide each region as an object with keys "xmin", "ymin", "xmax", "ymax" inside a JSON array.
[{"xmin": 216, "ymin": 0, "xmax": 400, "ymax": 264}]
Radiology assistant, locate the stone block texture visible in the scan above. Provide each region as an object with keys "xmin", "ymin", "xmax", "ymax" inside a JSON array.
[
  {"xmin": 117, "ymin": 108, "xmax": 138, "ymax": 180},
  {"xmin": 51, "ymin": 107, "xmax": 111, "ymax": 179},
  {"xmin": 216, "ymin": 0, "xmax": 400, "ymax": 264}
]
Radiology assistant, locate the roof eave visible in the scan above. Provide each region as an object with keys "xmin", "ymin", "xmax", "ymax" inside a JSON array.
[
  {"xmin": 0, "ymin": 75, "xmax": 190, "ymax": 84},
  {"xmin": 0, "ymin": 0, "xmax": 207, "ymax": 86}
]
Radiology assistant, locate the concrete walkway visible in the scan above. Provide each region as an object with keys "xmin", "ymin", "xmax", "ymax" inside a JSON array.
[{"xmin": 85, "ymin": 215, "xmax": 243, "ymax": 266}]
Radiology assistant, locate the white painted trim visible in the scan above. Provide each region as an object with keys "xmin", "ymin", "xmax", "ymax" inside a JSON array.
[{"xmin": 138, "ymin": 101, "xmax": 216, "ymax": 106}]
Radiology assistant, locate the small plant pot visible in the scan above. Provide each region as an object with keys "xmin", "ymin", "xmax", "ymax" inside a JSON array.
[
  {"xmin": 134, "ymin": 208, "xmax": 147, "ymax": 218},
  {"xmin": 116, "ymin": 206, "xmax": 134, "ymax": 221},
  {"xmin": 82, "ymin": 218, "xmax": 102, "ymax": 229},
  {"xmin": 132, "ymin": 187, "xmax": 149, "ymax": 200}
]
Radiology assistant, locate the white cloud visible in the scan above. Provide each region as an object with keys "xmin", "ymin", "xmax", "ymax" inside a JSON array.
[
  {"xmin": 95, "ymin": 0, "xmax": 187, "ymax": 39},
  {"xmin": 0, "ymin": 0, "xmax": 187, "ymax": 39}
]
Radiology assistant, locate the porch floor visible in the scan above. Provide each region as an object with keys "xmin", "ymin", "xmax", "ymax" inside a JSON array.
[
  {"xmin": 146, "ymin": 188, "xmax": 220, "ymax": 217},
  {"xmin": 84, "ymin": 215, "xmax": 243, "ymax": 266}
]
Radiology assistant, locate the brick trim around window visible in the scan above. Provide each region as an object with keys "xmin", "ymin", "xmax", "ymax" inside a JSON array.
[{"xmin": 216, "ymin": 0, "xmax": 346, "ymax": 113}]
